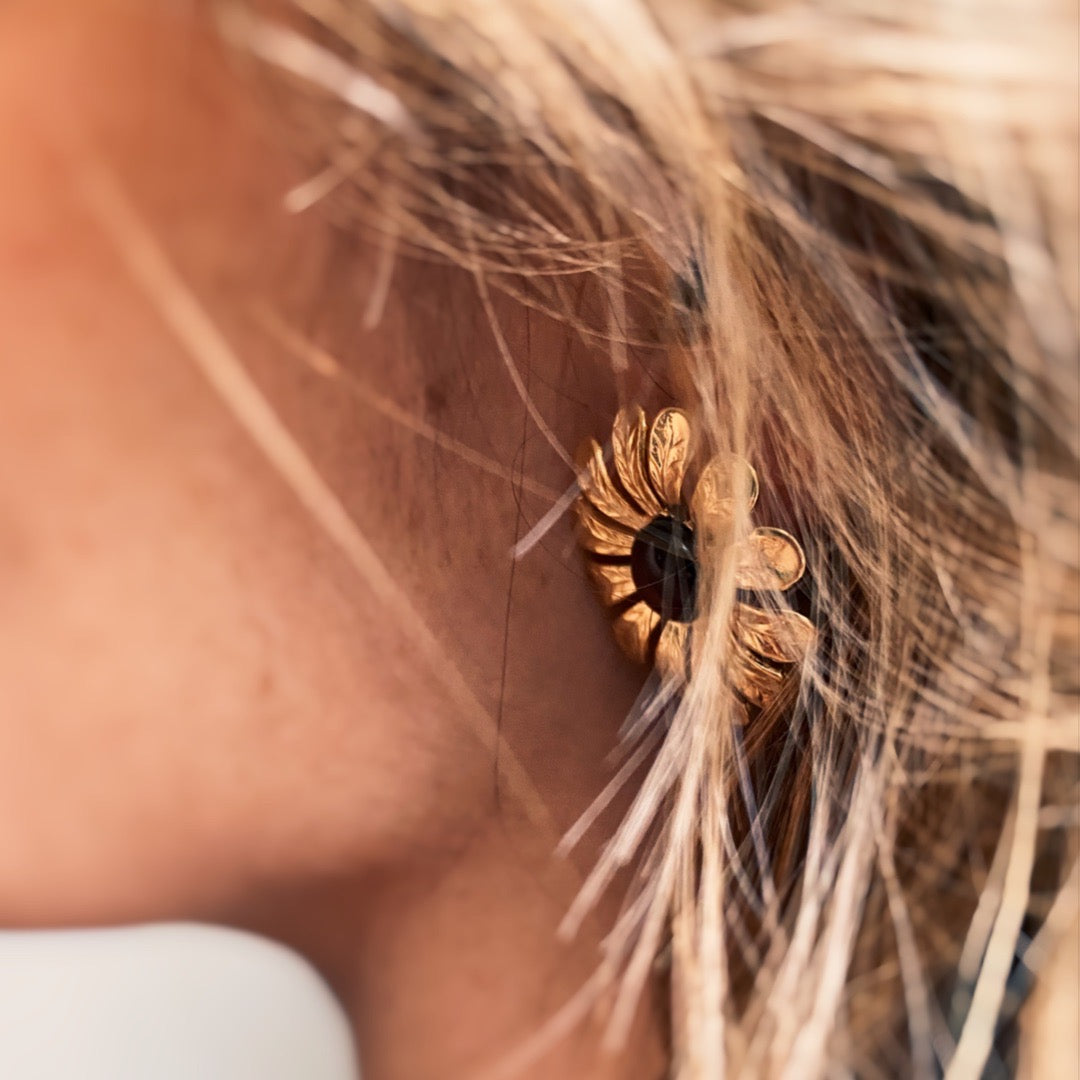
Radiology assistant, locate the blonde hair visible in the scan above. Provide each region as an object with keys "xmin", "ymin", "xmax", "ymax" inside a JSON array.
[{"xmin": 227, "ymin": 1, "xmax": 1079, "ymax": 1076}]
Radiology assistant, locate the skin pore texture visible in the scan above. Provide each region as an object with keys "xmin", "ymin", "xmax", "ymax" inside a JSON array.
[{"xmin": 0, "ymin": 2, "xmax": 666, "ymax": 1077}]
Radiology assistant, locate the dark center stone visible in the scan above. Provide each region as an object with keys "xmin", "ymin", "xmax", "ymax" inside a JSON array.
[{"xmin": 630, "ymin": 515, "xmax": 698, "ymax": 623}]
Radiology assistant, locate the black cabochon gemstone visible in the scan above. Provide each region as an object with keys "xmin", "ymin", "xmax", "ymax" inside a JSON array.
[{"xmin": 630, "ymin": 515, "xmax": 698, "ymax": 623}]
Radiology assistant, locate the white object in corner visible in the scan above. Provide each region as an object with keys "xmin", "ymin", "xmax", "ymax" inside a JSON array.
[{"xmin": 0, "ymin": 923, "xmax": 359, "ymax": 1080}]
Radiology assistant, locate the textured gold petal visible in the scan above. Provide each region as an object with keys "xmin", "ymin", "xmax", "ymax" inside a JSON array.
[
  {"xmin": 646, "ymin": 408, "xmax": 691, "ymax": 507},
  {"xmin": 576, "ymin": 500, "xmax": 636, "ymax": 556},
  {"xmin": 577, "ymin": 439, "xmax": 648, "ymax": 531},
  {"xmin": 730, "ymin": 646, "xmax": 786, "ymax": 707},
  {"xmin": 735, "ymin": 527, "xmax": 806, "ymax": 591},
  {"xmin": 690, "ymin": 455, "xmax": 758, "ymax": 541},
  {"xmin": 733, "ymin": 603, "xmax": 815, "ymax": 663},
  {"xmin": 587, "ymin": 560, "xmax": 637, "ymax": 607},
  {"xmin": 612, "ymin": 407, "xmax": 663, "ymax": 516},
  {"xmin": 613, "ymin": 602, "xmax": 661, "ymax": 666},
  {"xmin": 654, "ymin": 619, "xmax": 689, "ymax": 682}
]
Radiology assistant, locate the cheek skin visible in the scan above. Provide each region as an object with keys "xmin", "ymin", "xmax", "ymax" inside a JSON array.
[
  {"xmin": 0, "ymin": 0, "xmax": 647, "ymax": 942},
  {"xmin": 0, "ymin": 306, "xmax": 481, "ymax": 924},
  {"xmin": 0, "ymin": 10, "xmax": 667, "ymax": 1072},
  {"xmin": 0, "ymin": 1, "xmax": 495, "ymax": 926}
]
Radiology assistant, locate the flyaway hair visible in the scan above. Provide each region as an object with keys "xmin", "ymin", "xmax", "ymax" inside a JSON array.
[{"xmin": 225, "ymin": 1, "xmax": 1080, "ymax": 1076}]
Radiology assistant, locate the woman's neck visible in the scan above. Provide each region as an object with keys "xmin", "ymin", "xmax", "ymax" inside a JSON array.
[{"xmin": 237, "ymin": 814, "xmax": 665, "ymax": 1080}]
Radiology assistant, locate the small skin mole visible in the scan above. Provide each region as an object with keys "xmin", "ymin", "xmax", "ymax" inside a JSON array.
[{"xmin": 423, "ymin": 381, "xmax": 450, "ymax": 418}]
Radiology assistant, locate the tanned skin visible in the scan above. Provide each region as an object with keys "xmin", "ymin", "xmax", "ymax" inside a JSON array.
[{"xmin": 0, "ymin": 3, "xmax": 665, "ymax": 1077}]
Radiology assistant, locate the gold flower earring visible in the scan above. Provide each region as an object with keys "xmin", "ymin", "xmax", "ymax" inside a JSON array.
[{"xmin": 575, "ymin": 407, "xmax": 814, "ymax": 708}]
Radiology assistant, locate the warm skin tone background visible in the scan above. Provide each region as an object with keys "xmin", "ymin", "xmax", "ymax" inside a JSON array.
[{"xmin": 0, "ymin": 1, "xmax": 666, "ymax": 1077}]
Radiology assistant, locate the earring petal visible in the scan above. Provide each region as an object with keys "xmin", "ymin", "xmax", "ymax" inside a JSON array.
[
  {"xmin": 612, "ymin": 407, "xmax": 664, "ymax": 516},
  {"xmin": 586, "ymin": 560, "xmax": 637, "ymax": 607},
  {"xmin": 735, "ymin": 527, "xmax": 806, "ymax": 591},
  {"xmin": 690, "ymin": 455, "xmax": 758, "ymax": 540},
  {"xmin": 731, "ymin": 646, "xmax": 786, "ymax": 707},
  {"xmin": 577, "ymin": 440, "xmax": 648, "ymax": 531},
  {"xmin": 646, "ymin": 408, "xmax": 691, "ymax": 507},
  {"xmin": 613, "ymin": 602, "xmax": 661, "ymax": 666},
  {"xmin": 576, "ymin": 500, "xmax": 636, "ymax": 556},
  {"xmin": 733, "ymin": 603, "xmax": 815, "ymax": 663}
]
